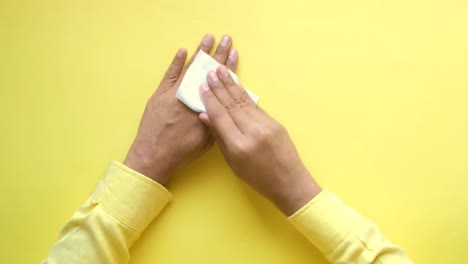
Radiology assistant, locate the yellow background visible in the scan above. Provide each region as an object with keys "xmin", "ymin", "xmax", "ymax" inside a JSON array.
[{"xmin": 1, "ymin": 0, "xmax": 467, "ymax": 263}]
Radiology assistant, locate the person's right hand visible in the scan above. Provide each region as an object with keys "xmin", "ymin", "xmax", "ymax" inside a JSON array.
[{"xmin": 199, "ymin": 65, "xmax": 322, "ymax": 216}]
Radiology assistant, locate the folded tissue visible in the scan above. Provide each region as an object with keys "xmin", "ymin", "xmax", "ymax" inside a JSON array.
[{"xmin": 176, "ymin": 50, "xmax": 259, "ymax": 112}]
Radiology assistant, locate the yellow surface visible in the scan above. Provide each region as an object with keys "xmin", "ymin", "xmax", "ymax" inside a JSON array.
[{"xmin": 0, "ymin": 0, "xmax": 467, "ymax": 263}]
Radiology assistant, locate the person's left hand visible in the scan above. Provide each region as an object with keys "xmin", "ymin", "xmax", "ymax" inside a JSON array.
[{"xmin": 124, "ymin": 34, "xmax": 238, "ymax": 184}]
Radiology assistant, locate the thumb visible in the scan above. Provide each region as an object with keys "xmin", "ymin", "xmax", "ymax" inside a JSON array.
[
  {"xmin": 199, "ymin": 112, "xmax": 212, "ymax": 127},
  {"xmin": 199, "ymin": 112, "xmax": 227, "ymax": 151}
]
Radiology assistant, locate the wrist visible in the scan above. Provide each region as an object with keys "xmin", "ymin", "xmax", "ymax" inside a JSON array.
[
  {"xmin": 124, "ymin": 143, "xmax": 172, "ymax": 185},
  {"xmin": 271, "ymin": 167, "xmax": 322, "ymax": 216}
]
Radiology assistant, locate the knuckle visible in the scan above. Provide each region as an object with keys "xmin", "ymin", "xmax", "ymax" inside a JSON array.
[
  {"xmin": 271, "ymin": 122, "xmax": 286, "ymax": 134},
  {"xmin": 146, "ymin": 94, "xmax": 156, "ymax": 106},
  {"xmin": 222, "ymin": 77, "xmax": 235, "ymax": 86},
  {"xmin": 210, "ymin": 108, "xmax": 226, "ymax": 120},
  {"xmin": 234, "ymin": 94, "xmax": 249, "ymax": 106},
  {"xmin": 210, "ymin": 81, "xmax": 223, "ymax": 91},
  {"xmin": 252, "ymin": 123, "xmax": 286, "ymax": 145},
  {"xmin": 224, "ymin": 101, "xmax": 240, "ymax": 113},
  {"xmin": 215, "ymin": 46, "xmax": 228, "ymax": 55},
  {"xmin": 229, "ymin": 141, "xmax": 243, "ymax": 156},
  {"xmin": 233, "ymin": 91, "xmax": 253, "ymax": 107},
  {"xmin": 255, "ymin": 126, "xmax": 273, "ymax": 140},
  {"xmin": 262, "ymin": 122, "xmax": 285, "ymax": 140},
  {"xmin": 230, "ymin": 139, "xmax": 251, "ymax": 157},
  {"xmin": 163, "ymin": 70, "xmax": 178, "ymax": 81},
  {"xmin": 145, "ymin": 97, "xmax": 158, "ymax": 112}
]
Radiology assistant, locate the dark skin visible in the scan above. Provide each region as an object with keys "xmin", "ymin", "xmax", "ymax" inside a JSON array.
[
  {"xmin": 124, "ymin": 34, "xmax": 238, "ymax": 184},
  {"xmin": 124, "ymin": 34, "xmax": 321, "ymax": 216}
]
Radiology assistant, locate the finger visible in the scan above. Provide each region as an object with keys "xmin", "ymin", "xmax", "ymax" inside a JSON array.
[
  {"xmin": 217, "ymin": 65, "xmax": 266, "ymax": 122},
  {"xmin": 199, "ymin": 113, "xmax": 227, "ymax": 151},
  {"xmin": 173, "ymin": 34, "xmax": 215, "ymax": 88},
  {"xmin": 207, "ymin": 72, "xmax": 239, "ymax": 113},
  {"xmin": 207, "ymin": 71, "xmax": 253, "ymax": 131},
  {"xmin": 216, "ymin": 65, "xmax": 257, "ymax": 110},
  {"xmin": 199, "ymin": 112, "xmax": 212, "ymax": 126},
  {"xmin": 199, "ymin": 83, "xmax": 243, "ymax": 143},
  {"xmin": 187, "ymin": 34, "xmax": 215, "ymax": 68},
  {"xmin": 200, "ymin": 133, "xmax": 215, "ymax": 154},
  {"xmin": 158, "ymin": 48, "xmax": 187, "ymax": 91},
  {"xmin": 212, "ymin": 35, "xmax": 232, "ymax": 65},
  {"xmin": 225, "ymin": 49, "xmax": 238, "ymax": 72}
]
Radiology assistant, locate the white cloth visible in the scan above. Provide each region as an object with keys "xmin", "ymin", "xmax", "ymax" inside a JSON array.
[{"xmin": 176, "ymin": 50, "xmax": 259, "ymax": 112}]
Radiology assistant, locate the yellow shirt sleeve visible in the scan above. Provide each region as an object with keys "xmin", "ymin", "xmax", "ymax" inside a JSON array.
[
  {"xmin": 43, "ymin": 161, "xmax": 172, "ymax": 264},
  {"xmin": 44, "ymin": 161, "xmax": 412, "ymax": 264},
  {"xmin": 288, "ymin": 189, "xmax": 413, "ymax": 264}
]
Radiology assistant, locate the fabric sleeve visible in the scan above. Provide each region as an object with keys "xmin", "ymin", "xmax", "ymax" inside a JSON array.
[
  {"xmin": 288, "ymin": 190, "xmax": 413, "ymax": 264},
  {"xmin": 43, "ymin": 161, "xmax": 172, "ymax": 264}
]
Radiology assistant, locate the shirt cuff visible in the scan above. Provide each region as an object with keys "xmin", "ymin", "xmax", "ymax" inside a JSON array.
[
  {"xmin": 288, "ymin": 189, "xmax": 362, "ymax": 255},
  {"xmin": 94, "ymin": 160, "xmax": 172, "ymax": 233}
]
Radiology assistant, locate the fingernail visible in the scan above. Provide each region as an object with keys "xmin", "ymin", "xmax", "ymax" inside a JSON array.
[
  {"xmin": 200, "ymin": 83, "xmax": 210, "ymax": 92},
  {"xmin": 177, "ymin": 48, "xmax": 186, "ymax": 57},
  {"xmin": 220, "ymin": 35, "xmax": 231, "ymax": 46},
  {"xmin": 228, "ymin": 49, "xmax": 237, "ymax": 60},
  {"xmin": 209, "ymin": 71, "xmax": 219, "ymax": 81},
  {"xmin": 203, "ymin": 34, "xmax": 214, "ymax": 46},
  {"xmin": 218, "ymin": 66, "xmax": 229, "ymax": 77}
]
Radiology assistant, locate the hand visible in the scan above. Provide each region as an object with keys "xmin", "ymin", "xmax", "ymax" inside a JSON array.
[
  {"xmin": 199, "ymin": 66, "xmax": 322, "ymax": 216},
  {"xmin": 124, "ymin": 34, "xmax": 238, "ymax": 184}
]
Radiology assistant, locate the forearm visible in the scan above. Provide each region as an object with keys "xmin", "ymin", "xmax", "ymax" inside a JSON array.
[
  {"xmin": 288, "ymin": 189, "xmax": 413, "ymax": 264},
  {"xmin": 43, "ymin": 161, "xmax": 171, "ymax": 264}
]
